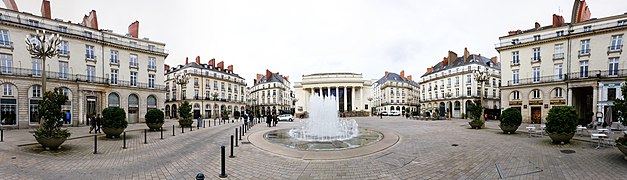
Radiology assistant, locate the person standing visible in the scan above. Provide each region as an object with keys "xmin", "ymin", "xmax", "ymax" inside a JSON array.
[
  {"xmin": 88, "ymin": 114, "xmax": 95, "ymax": 134},
  {"xmin": 272, "ymin": 113, "xmax": 278, "ymax": 127},
  {"xmin": 266, "ymin": 114, "xmax": 272, "ymax": 127},
  {"xmin": 95, "ymin": 114, "xmax": 101, "ymax": 133}
]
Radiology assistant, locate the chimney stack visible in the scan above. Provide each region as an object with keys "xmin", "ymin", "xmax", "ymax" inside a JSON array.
[
  {"xmin": 385, "ymin": 71, "xmax": 389, "ymax": 77},
  {"xmin": 571, "ymin": 0, "xmax": 591, "ymax": 23},
  {"xmin": 448, "ymin": 51, "xmax": 458, "ymax": 63},
  {"xmin": 265, "ymin": 69, "xmax": 272, "ymax": 82},
  {"xmin": 81, "ymin": 10, "xmax": 99, "ymax": 29},
  {"xmin": 164, "ymin": 64, "xmax": 170, "ymax": 71},
  {"xmin": 3, "ymin": 0, "xmax": 18, "ymax": 11},
  {"xmin": 400, "ymin": 70, "xmax": 405, "ymax": 79},
  {"xmin": 185, "ymin": 57, "xmax": 189, "ymax": 64},
  {"xmin": 407, "ymin": 75, "xmax": 412, "ymax": 81},
  {"xmin": 227, "ymin": 65, "xmax": 233, "ymax": 71},
  {"xmin": 195, "ymin": 56, "xmax": 200, "ymax": 64},
  {"xmin": 284, "ymin": 76, "xmax": 289, "ymax": 81},
  {"xmin": 490, "ymin": 56, "xmax": 499, "ymax": 64},
  {"xmin": 40, "ymin": 0, "xmax": 51, "ymax": 19},
  {"xmin": 208, "ymin": 58, "xmax": 215, "ymax": 67},
  {"xmin": 552, "ymin": 14, "xmax": 565, "ymax": 28},
  {"xmin": 128, "ymin": 21, "xmax": 139, "ymax": 38},
  {"xmin": 463, "ymin": 47, "xmax": 470, "ymax": 61},
  {"xmin": 256, "ymin": 74, "xmax": 264, "ymax": 82},
  {"xmin": 427, "ymin": 67, "xmax": 433, "ymax": 73},
  {"xmin": 534, "ymin": 22, "xmax": 541, "ymax": 29},
  {"xmin": 217, "ymin": 61, "xmax": 224, "ymax": 70}
]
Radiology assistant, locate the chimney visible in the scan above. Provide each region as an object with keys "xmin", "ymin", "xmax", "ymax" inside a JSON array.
[
  {"xmin": 463, "ymin": 47, "xmax": 470, "ymax": 61},
  {"xmin": 534, "ymin": 22, "xmax": 541, "ymax": 29},
  {"xmin": 427, "ymin": 67, "xmax": 433, "ymax": 73},
  {"xmin": 552, "ymin": 14, "xmax": 565, "ymax": 28},
  {"xmin": 571, "ymin": 0, "xmax": 591, "ymax": 23},
  {"xmin": 195, "ymin": 56, "xmax": 200, "ymax": 64},
  {"xmin": 164, "ymin": 64, "xmax": 170, "ymax": 71},
  {"xmin": 508, "ymin": 30, "xmax": 521, "ymax": 35},
  {"xmin": 442, "ymin": 57, "xmax": 448, "ymax": 66},
  {"xmin": 40, "ymin": 0, "xmax": 51, "ymax": 19},
  {"xmin": 256, "ymin": 74, "xmax": 264, "ymax": 82},
  {"xmin": 217, "ymin": 61, "xmax": 224, "ymax": 70},
  {"xmin": 265, "ymin": 69, "xmax": 272, "ymax": 82},
  {"xmin": 400, "ymin": 70, "xmax": 405, "ymax": 79},
  {"xmin": 385, "ymin": 71, "xmax": 389, "ymax": 77},
  {"xmin": 185, "ymin": 57, "xmax": 189, "ymax": 64},
  {"xmin": 227, "ymin": 65, "xmax": 233, "ymax": 71},
  {"xmin": 128, "ymin": 21, "xmax": 139, "ymax": 38},
  {"xmin": 3, "ymin": 0, "xmax": 18, "ymax": 11},
  {"xmin": 81, "ymin": 10, "xmax": 98, "ymax": 29},
  {"xmin": 407, "ymin": 75, "xmax": 412, "ymax": 81},
  {"xmin": 448, "ymin": 51, "xmax": 459, "ymax": 63},
  {"xmin": 284, "ymin": 76, "xmax": 289, "ymax": 81},
  {"xmin": 208, "ymin": 58, "xmax": 215, "ymax": 67},
  {"xmin": 490, "ymin": 56, "xmax": 499, "ymax": 64}
]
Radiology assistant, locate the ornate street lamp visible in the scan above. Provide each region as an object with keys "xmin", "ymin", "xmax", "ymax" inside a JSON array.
[
  {"xmin": 472, "ymin": 68, "xmax": 491, "ymax": 121},
  {"xmin": 174, "ymin": 72, "xmax": 191, "ymax": 118},
  {"xmin": 25, "ymin": 30, "xmax": 62, "ymax": 92}
]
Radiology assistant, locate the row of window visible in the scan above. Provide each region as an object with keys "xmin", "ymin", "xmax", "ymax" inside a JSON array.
[
  {"xmin": 422, "ymin": 87, "xmax": 500, "ymax": 101},
  {"xmin": 423, "ymin": 66, "xmax": 499, "ymax": 81},
  {"xmin": 422, "ymin": 76, "xmax": 500, "ymax": 92},
  {"xmin": 511, "ymin": 57, "xmax": 621, "ymax": 84},
  {"xmin": 511, "ymin": 34, "xmax": 623, "ymax": 64}
]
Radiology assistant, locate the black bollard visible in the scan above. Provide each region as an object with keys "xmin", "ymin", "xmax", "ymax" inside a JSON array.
[
  {"xmin": 93, "ymin": 135, "xmax": 97, "ymax": 154},
  {"xmin": 173, "ymin": 125, "xmax": 175, "ymax": 136},
  {"xmin": 190, "ymin": 124, "xmax": 193, "ymax": 131},
  {"xmin": 240, "ymin": 126, "xmax": 243, "ymax": 140},
  {"xmin": 229, "ymin": 135, "xmax": 235, "ymax": 158},
  {"xmin": 182, "ymin": 125, "xmax": 184, "ymax": 134},
  {"xmin": 1, "ymin": 129, "xmax": 3, "ymax": 142},
  {"xmin": 160, "ymin": 127, "xmax": 163, "ymax": 139},
  {"xmin": 235, "ymin": 129, "xmax": 239, "ymax": 147},
  {"xmin": 220, "ymin": 145, "xmax": 228, "ymax": 178},
  {"xmin": 196, "ymin": 173, "xmax": 205, "ymax": 180},
  {"xmin": 203, "ymin": 120, "xmax": 206, "ymax": 128},
  {"xmin": 123, "ymin": 132, "xmax": 127, "ymax": 149},
  {"xmin": 144, "ymin": 129, "xmax": 147, "ymax": 144},
  {"xmin": 219, "ymin": 119, "xmax": 221, "ymax": 125}
]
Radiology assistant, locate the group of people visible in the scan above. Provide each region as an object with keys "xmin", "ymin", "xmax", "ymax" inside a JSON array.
[
  {"xmin": 88, "ymin": 114, "xmax": 102, "ymax": 134},
  {"xmin": 266, "ymin": 113, "xmax": 278, "ymax": 127}
]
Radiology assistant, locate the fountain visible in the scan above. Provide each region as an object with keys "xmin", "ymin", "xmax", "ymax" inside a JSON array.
[
  {"xmin": 288, "ymin": 95, "xmax": 359, "ymax": 141},
  {"xmin": 263, "ymin": 95, "xmax": 382, "ymax": 151}
]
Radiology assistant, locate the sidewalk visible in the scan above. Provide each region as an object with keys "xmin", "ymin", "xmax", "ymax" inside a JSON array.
[{"xmin": 0, "ymin": 118, "xmax": 244, "ymax": 148}]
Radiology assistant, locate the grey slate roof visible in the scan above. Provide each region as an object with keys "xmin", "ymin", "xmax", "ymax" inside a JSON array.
[
  {"xmin": 375, "ymin": 72, "xmax": 418, "ymax": 86},
  {"xmin": 258, "ymin": 73, "xmax": 288, "ymax": 84},
  {"xmin": 421, "ymin": 54, "xmax": 500, "ymax": 77},
  {"xmin": 166, "ymin": 62, "xmax": 242, "ymax": 78}
]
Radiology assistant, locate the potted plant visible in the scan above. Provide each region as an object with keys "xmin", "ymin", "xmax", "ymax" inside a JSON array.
[
  {"xmin": 612, "ymin": 82, "xmax": 627, "ymax": 159},
  {"xmin": 145, "ymin": 109, "xmax": 164, "ymax": 131},
  {"xmin": 178, "ymin": 101, "xmax": 193, "ymax": 127},
  {"xmin": 468, "ymin": 101, "xmax": 484, "ymax": 129},
  {"xmin": 234, "ymin": 111, "xmax": 240, "ymax": 120},
  {"xmin": 499, "ymin": 108, "xmax": 522, "ymax": 134},
  {"xmin": 545, "ymin": 106, "xmax": 578, "ymax": 144},
  {"xmin": 101, "ymin": 107, "xmax": 128, "ymax": 138},
  {"xmin": 33, "ymin": 88, "xmax": 71, "ymax": 150}
]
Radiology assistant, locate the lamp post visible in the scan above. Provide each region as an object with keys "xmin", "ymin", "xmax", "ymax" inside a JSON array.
[
  {"xmin": 367, "ymin": 97, "xmax": 373, "ymax": 116},
  {"xmin": 472, "ymin": 68, "xmax": 491, "ymax": 122},
  {"xmin": 25, "ymin": 30, "xmax": 62, "ymax": 92},
  {"xmin": 175, "ymin": 72, "xmax": 191, "ymax": 119}
]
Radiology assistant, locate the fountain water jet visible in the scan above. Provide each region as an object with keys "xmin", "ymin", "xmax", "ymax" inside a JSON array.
[{"xmin": 288, "ymin": 95, "xmax": 359, "ymax": 142}]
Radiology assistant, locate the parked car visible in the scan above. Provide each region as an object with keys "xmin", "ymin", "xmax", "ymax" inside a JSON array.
[
  {"xmin": 380, "ymin": 111, "xmax": 389, "ymax": 116},
  {"xmin": 390, "ymin": 110, "xmax": 401, "ymax": 116},
  {"xmin": 278, "ymin": 114, "xmax": 293, "ymax": 121}
]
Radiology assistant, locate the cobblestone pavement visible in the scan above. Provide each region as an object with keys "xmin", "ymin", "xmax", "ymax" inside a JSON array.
[{"xmin": 1, "ymin": 117, "xmax": 626, "ymax": 179}]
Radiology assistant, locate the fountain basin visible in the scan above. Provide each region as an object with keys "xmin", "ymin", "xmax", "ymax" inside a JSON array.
[{"xmin": 264, "ymin": 128, "xmax": 382, "ymax": 151}]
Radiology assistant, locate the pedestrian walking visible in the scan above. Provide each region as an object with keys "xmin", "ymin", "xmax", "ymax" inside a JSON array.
[
  {"xmin": 272, "ymin": 113, "xmax": 278, "ymax": 127},
  {"xmin": 95, "ymin": 114, "xmax": 101, "ymax": 133},
  {"xmin": 266, "ymin": 114, "xmax": 272, "ymax": 127},
  {"xmin": 88, "ymin": 114, "xmax": 95, "ymax": 134}
]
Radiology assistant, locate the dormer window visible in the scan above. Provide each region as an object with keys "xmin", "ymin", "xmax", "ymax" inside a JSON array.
[{"xmin": 583, "ymin": 26, "xmax": 592, "ymax": 32}]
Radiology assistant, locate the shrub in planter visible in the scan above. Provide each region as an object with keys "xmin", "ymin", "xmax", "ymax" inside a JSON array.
[
  {"xmin": 221, "ymin": 110, "xmax": 230, "ymax": 121},
  {"xmin": 499, "ymin": 108, "xmax": 522, "ymax": 134},
  {"xmin": 468, "ymin": 101, "xmax": 484, "ymax": 129},
  {"xmin": 545, "ymin": 106, "xmax": 578, "ymax": 144},
  {"xmin": 178, "ymin": 101, "xmax": 193, "ymax": 127},
  {"xmin": 33, "ymin": 88, "xmax": 71, "ymax": 150},
  {"xmin": 102, "ymin": 107, "xmax": 128, "ymax": 138},
  {"xmin": 145, "ymin": 109, "xmax": 165, "ymax": 130}
]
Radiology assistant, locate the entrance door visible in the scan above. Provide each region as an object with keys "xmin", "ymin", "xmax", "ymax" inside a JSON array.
[
  {"xmin": 86, "ymin": 96, "xmax": 97, "ymax": 125},
  {"xmin": 128, "ymin": 94, "xmax": 139, "ymax": 123},
  {"xmin": 531, "ymin": 107, "xmax": 541, "ymax": 124}
]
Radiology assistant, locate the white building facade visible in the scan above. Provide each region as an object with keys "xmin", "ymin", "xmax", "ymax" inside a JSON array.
[
  {"xmin": 249, "ymin": 69, "xmax": 293, "ymax": 116},
  {"xmin": 293, "ymin": 73, "xmax": 373, "ymax": 117},
  {"xmin": 497, "ymin": 0, "xmax": 626, "ymax": 124},
  {"xmin": 0, "ymin": 4, "xmax": 167, "ymax": 128},
  {"xmin": 372, "ymin": 70, "xmax": 419, "ymax": 115}
]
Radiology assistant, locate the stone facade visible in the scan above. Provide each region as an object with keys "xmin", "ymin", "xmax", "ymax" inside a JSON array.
[
  {"xmin": 372, "ymin": 71, "xmax": 419, "ymax": 115},
  {"xmin": 294, "ymin": 73, "xmax": 373, "ymax": 116},
  {"xmin": 249, "ymin": 69, "xmax": 293, "ymax": 116}
]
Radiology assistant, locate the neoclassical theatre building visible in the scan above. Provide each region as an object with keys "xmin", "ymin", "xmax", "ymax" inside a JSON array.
[
  {"xmin": 164, "ymin": 57, "xmax": 247, "ymax": 119},
  {"xmin": 249, "ymin": 69, "xmax": 294, "ymax": 116},
  {"xmin": 293, "ymin": 73, "xmax": 373, "ymax": 117},
  {"xmin": 419, "ymin": 49, "xmax": 501, "ymax": 118},
  {"xmin": 0, "ymin": 2, "xmax": 167, "ymax": 128}
]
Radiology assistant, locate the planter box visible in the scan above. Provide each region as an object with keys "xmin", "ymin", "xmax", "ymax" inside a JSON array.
[
  {"xmin": 469, "ymin": 121, "xmax": 484, "ymax": 129},
  {"xmin": 103, "ymin": 128, "xmax": 125, "ymax": 138},
  {"xmin": 35, "ymin": 137, "xmax": 67, "ymax": 150},
  {"xmin": 499, "ymin": 125, "xmax": 519, "ymax": 134},
  {"xmin": 146, "ymin": 123, "xmax": 163, "ymax": 131},
  {"xmin": 547, "ymin": 132, "xmax": 575, "ymax": 144}
]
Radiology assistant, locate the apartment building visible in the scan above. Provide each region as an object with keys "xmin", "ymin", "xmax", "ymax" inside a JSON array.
[
  {"xmin": 249, "ymin": 69, "xmax": 293, "ymax": 116},
  {"xmin": 164, "ymin": 57, "xmax": 246, "ymax": 119},
  {"xmin": 0, "ymin": 1, "xmax": 167, "ymax": 128},
  {"xmin": 419, "ymin": 49, "xmax": 501, "ymax": 118},
  {"xmin": 372, "ymin": 70, "xmax": 419, "ymax": 115},
  {"xmin": 497, "ymin": 0, "xmax": 626, "ymax": 124}
]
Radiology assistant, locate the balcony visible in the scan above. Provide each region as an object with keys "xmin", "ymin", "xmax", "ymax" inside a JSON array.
[
  {"xmin": 85, "ymin": 54, "xmax": 96, "ymax": 62},
  {"xmin": 531, "ymin": 56, "xmax": 541, "ymax": 63},
  {"xmin": 504, "ymin": 70, "xmax": 627, "ymax": 87},
  {"xmin": 552, "ymin": 53, "xmax": 564, "ymax": 60},
  {"xmin": 129, "ymin": 62, "xmax": 139, "ymax": 69},
  {"xmin": 578, "ymin": 49, "xmax": 591, "ymax": 57},
  {"xmin": 608, "ymin": 45, "xmax": 623, "ymax": 53},
  {"xmin": 505, "ymin": 75, "xmax": 563, "ymax": 87},
  {"xmin": 57, "ymin": 50, "xmax": 70, "ymax": 57}
]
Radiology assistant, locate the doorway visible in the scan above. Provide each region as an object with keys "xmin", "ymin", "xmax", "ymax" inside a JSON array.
[
  {"xmin": 86, "ymin": 96, "xmax": 97, "ymax": 125},
  {"xmin": 531, "ymin": 107, "xmax": 541, "ymax": 124}
]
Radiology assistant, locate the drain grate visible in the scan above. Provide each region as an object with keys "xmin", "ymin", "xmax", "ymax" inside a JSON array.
[{"xmin": 560, "ymin": 149, "xmax": 576, "ymax": 154}]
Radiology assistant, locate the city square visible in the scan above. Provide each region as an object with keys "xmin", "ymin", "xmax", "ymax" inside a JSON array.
[{"xmin": 0, "ymin": 0, "xmax": 626, "ymax": 179}]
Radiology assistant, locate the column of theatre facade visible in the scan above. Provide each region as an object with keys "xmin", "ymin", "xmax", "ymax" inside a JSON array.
[
  {"xmin": 0, "ymin": 5, "xmax": 167, "ymax": 129},
  {"xmin": 372, "ymin": 70, "xmax": 420, "ymax": 115},
  {"xmin": 497, "ymin": 5, "xmax": 627, "ymax": 124},
  {"xmin": 250, "ymin": 69, "xmax": 293, "ymax": 116},
  {"xmin": 294, "ymin": 73, "xmax": 372, "ymax": 117},
  {"xmin": 419, "ymin": 49, "xmax": 501, "ymax": 119},
  {"xmin": 164, "ymin": 57, "xmax": 246, "ymax": 120}
]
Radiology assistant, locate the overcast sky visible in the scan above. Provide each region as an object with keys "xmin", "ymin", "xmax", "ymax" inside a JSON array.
[{"xmin": 9, "ymin": 0, "xmax": 627, "ymax": 84}]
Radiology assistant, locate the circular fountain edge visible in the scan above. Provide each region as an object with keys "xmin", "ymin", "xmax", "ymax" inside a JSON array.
[{"xmin": 247, "ymin": 127, "xmax": 400, "ymax": 160}]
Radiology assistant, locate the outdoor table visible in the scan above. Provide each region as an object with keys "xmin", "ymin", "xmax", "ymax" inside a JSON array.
[
  {"xmin": 577, "ymin": 126, "xmax": 587, "ymax": 136},
  {"xmin": 598, "ymin": 129, "xmax": 610, "ymax": 134},
  {"xmin": 591, "ymin": 133, "xmax": 608, "ymax": 149},
  {"xmin": 526, "ymin": 126, "xmax": 535, "ymax": 138}
]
